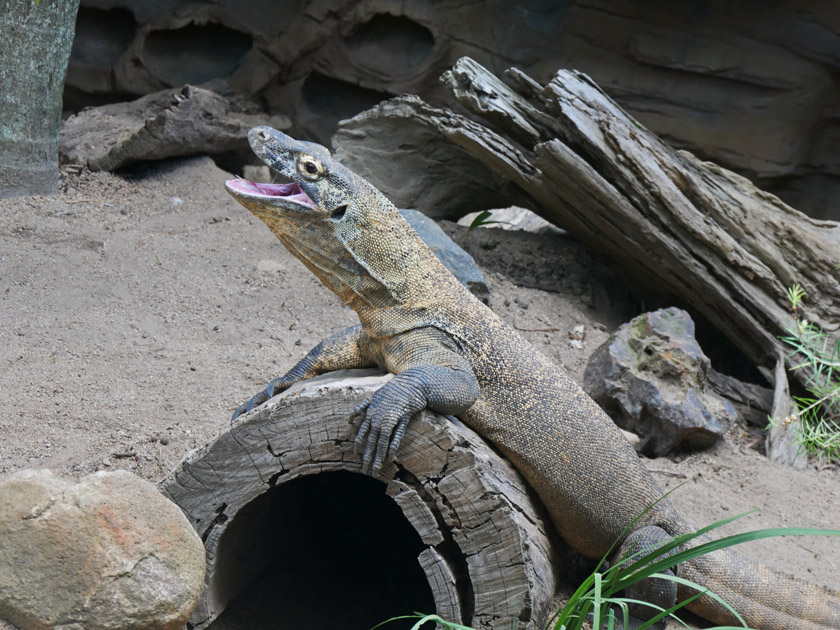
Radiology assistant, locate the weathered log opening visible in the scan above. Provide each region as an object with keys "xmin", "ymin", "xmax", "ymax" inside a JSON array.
[
  {"xmin": 198, "ymin": 471, "xmax": 437, "ymax": 629},
  {"xmin": 160, "ymin": 370, "xmax": 560, "ymax": 630}
]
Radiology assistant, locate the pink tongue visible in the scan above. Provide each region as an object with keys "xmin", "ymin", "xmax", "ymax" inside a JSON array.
[
  {"xmin": 227, "ymin": 179, "xmax": 300, "ymax": 196},
  {"xmin": 226, "ymin": 178, "xmax": 317, "ymax": 209},
  {"xmin": 252, "ymin": 182, "xmax": 300, "ymax": 196}
]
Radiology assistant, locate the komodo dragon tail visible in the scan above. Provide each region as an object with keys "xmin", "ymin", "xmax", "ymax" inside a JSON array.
[{"xmin": 679, "ymin": 544, "xmax": 840, "ymax": 629}]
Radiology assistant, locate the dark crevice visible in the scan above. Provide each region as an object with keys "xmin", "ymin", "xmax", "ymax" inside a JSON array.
[
  {"xmin": 299, "ymin": 72, "xmax": 392, "ymax": 143},
  {"xmin": 344, "ymin": 13, "xmax": 435, "ymax": 75},
  {"xmin": 267, "ymin": 471, "xmax": 286, "ymax": 487},
  {"xmin": 144, "ymin": 22, "xmax": 252, "ymax": 87}
]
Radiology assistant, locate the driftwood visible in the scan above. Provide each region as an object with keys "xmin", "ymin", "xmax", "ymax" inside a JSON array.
[
  {"xmin": 334, "ymin": 57, "xmax": 840, "ymax": 391},
  {"xmin": 160, "ymin": 370, "xmax": 559, "ymax": 630},
  {"xmin": 767, "ymin": 352, "xmax": 808, "ymax": 469},
  {"xmin": 59, "ymin": 85, "xmax": 290, "ymax": 171}
]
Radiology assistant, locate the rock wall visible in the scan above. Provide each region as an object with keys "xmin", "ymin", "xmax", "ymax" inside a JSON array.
[{"xmin": 66, "ymin": 1, "xmax": 840, "ymax": 219}]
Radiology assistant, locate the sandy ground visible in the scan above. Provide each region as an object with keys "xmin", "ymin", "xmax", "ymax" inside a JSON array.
[{"xmin": 1, "ymin": 157, "xmax": 838, "ymax": 619}]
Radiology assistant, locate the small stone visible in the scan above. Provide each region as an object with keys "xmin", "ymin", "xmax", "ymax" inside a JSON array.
[
  {"xmin": 621, "ymin": 430, "xmax": 641, "ymax": 448},
  {"xmin": 583, "ymin": 307, "xmax": 736, "ymax": 456},
  {"xmin": 514, "ymin": 296, "xmax": 530, "ymax": 309},
  {"xmin": 159, "ymin": 436, "xmax": 170, "ymax": 446},
  {"xmin": 456, "ymin": 206, "xmax": 564, "ymax": 235},
  {"xmin": 256, "ymin": 259, "xmax": 284, "ymax": 274}
]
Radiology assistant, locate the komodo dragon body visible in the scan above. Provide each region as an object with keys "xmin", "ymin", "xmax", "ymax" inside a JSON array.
[{"xmin": 225, "ymin": 126, "xmax": 840, "ymax": 629}]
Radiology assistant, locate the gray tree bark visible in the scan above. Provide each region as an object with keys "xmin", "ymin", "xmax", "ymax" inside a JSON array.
[{"xmin": 0, "ymin": 0, "xmax": 80, "ymax": 197}]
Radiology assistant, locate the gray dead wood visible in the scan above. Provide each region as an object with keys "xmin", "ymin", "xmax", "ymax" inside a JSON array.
[
  {"xmin": 59, "ymin": 85, "xmax": 289, "ymax": 171},
  {"xmin": 335, "ymin": 57, "xmax": 840, "ymax": 391},
  {"xmin": 706, "ymin": 368, "xmax": 773, "ymax": 429},
  {"xmin": 159, "ymin": 370, "xmax": 559, "ymax": 630},
  {"xmin": 767, "ymin": 353, "xmax": 808, "ymax": 469}
]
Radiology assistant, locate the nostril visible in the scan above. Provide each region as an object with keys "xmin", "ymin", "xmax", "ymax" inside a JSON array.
[{"xmin": 257, "ymin": 130, "xmax": 268, "ymax": 140}]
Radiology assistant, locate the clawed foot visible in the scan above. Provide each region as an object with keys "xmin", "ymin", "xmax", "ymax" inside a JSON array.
[
  {"xmin": 231, "ymin": 377, "xmax": 289, "ymax": 423},
  {"xmin": 349, "ymin": 397, "xmax": 412, "ymax": 476}
]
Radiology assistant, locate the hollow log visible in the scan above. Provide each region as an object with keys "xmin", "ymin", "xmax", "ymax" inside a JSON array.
[
  {"xmin": 334, "ymin": 58, "xmax": 840, "ymax": 389},
  {"xmin": 159, "ymin": 370, "xmax": 560, "ymax": 630}
]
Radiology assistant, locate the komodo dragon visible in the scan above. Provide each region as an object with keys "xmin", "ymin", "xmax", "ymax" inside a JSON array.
[{"xmin": 225, "ymin": 125, "xmax": 840, "ymax": 629}]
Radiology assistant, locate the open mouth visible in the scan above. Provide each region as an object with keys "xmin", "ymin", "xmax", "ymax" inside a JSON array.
[{"xmin": 225, "ymin": 178, "xmax": 317, "ymax": 210}]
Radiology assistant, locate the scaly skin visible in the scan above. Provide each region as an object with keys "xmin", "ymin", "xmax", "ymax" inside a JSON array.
[{"xmin": 225, "ymin": 126, "xmax": 840, "ymax": 629}]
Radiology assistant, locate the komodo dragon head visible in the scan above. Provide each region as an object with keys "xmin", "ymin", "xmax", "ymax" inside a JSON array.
[{"xmin": 224, "ymin": 126, "xmax": 459, "ymax": 318}]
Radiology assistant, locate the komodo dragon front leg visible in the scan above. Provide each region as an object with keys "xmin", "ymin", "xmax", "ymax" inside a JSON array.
[
  {"xmin": 235, "ymin": 324, "xmax": 480, "ymax": 475},
  {"xmin": 232, "ymin": 324, "xmax": 371, "ymax": 419},
  {"xmin": 350, "ymin": 327, "xmax": 479, "ymax": 474}
]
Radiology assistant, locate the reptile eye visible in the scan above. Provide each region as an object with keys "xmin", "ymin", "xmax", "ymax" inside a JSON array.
[{"xmin": 298, "ymin": 156, "xmax": 324, "ymax": 180}]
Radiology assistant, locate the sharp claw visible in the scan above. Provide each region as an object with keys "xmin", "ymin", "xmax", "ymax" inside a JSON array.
[
  {"xmin": 362, "ymin": 435, "xmax": 377, "ymax": 473},
  {"xmin": 354, "ymin": 416, "xmax": 371, "ymax": 455},
  {"xmin": 388, "ymin": 418, "xmax": 408, "ymax": 461},
  {"xmin": 353, "ymin": 400, "xmax": 370, "ymax": 416}
]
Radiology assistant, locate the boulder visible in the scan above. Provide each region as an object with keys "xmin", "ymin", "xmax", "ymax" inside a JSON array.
[
  {"xmin": 0, "ymin": 469, "xmax": 205, "ymax": 630},
  {"xmin": 584, "ymin": 308, "xmax": 737, "ymax": 456}
]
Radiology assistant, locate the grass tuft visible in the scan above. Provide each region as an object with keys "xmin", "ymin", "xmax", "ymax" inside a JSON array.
[{"xmin": 376, "ymin": 503, "xmax": 840, "ymax": 630}]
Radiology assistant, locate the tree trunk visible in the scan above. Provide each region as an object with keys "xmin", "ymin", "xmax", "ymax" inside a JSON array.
[
  {"xmin": 0, "ymin": 0, "xmax": 80, "ymax": 197},
  {"xmin": 160, "ymin": 370, "xmax": 561, "ymax": 630},
  {"xmin": 333, "ymin": 58, "xmax": 840, "ymax": 388}
]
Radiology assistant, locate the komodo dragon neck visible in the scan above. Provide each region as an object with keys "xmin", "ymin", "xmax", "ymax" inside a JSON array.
[{"xmin": 225, "ymin": 126, "xmax": 468, "ymax": 336}]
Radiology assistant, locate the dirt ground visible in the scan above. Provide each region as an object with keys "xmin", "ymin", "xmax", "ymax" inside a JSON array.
[{"xmin": 1, "ymin": 157, "xmax": 838, "ymax": 617}]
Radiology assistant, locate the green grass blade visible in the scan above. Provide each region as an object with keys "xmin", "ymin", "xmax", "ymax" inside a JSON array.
[
  {"xmin": 372, "ymin": 613, "xmax": 475, "ymax": 630},
  {"xmin": 650, "ymin": 573, "xmax": 750, "ymax": 628},
  {"xmin": 612, "ymin": 526, "xmax": 840, "ymax": 595},
  {"xmin": 592, "ymin": 572, "xmax": 603, "ymax": 630}
]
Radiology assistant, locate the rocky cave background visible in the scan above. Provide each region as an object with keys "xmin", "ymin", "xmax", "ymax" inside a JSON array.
[{"xmin": 65, "ymin": 0, "xmax": 840, "ymax": 222}]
